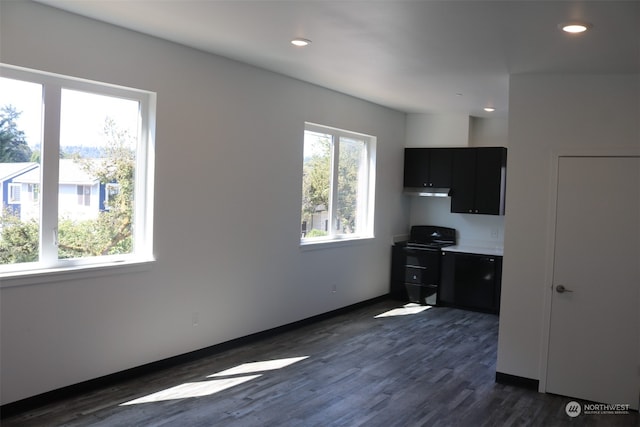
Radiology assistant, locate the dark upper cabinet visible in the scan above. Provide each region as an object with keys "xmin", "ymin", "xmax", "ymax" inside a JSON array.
[
  {"xmin": 403, "ymin": 148, "xmax": 430, "ymax": 187},
  {"xmin": 403, "ymin": 148, "xmax": 453, "ymax": 188},
  {"xmin": 475, "ymin": 147, "xmax": 507, "ymax": 214},
  {"xmin": 451, "ymin": 147, "xmax": 507, "ymax": 215},
  {"xmin": 450, "ymin": 149, "xmax": 476, "ymax": 213}
]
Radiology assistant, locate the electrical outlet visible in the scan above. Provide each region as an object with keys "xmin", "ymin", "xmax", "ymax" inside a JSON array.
[
  {"xmin": 192, "ymin": 312, "xmax": 199, "ymax": 327},
  {"xmin": 490, "ymin": 228, "xmax": 499, "ymax": 239}
]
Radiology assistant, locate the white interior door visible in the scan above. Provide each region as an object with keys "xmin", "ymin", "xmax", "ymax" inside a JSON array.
[{"xmin": 546, "ymin": 156, "xmax": 639, "ymax": 410}]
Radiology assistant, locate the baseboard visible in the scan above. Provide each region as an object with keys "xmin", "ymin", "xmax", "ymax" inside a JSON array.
[
  {"xmin": 495, "ymin": 371, "xmax": 539, "ymax": 391},
  {"xmin": 1, "ymin": 295, "xmax": 389, "ymax": 419}
]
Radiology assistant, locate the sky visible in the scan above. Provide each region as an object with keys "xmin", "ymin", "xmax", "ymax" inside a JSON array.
[
  {"xmin": 0, "ymin": 77, "xmax": 43, "ymax": 147},
  {"xmin": 0, "ymin": 76, "xmax": 139, "ymax": 151}
]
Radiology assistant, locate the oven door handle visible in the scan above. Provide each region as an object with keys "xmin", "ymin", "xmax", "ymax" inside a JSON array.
[{"xmin": 404, "ymin": 247, "xmax": 438, "ymax": 253}]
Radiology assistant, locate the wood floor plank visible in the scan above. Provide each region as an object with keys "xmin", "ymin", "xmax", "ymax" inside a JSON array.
[{"xmin": 2, "ymin": 299, "xmax": 638, "ymax": 426}]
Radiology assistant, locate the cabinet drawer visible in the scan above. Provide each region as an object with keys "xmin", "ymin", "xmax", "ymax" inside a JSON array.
[
  {"xmin": 404, "ymin": 248, "xmax": 440, "ymax": 269},
  {"xmin": 404, "ymin": 266, "xmax": 438, "ymax": 285}
]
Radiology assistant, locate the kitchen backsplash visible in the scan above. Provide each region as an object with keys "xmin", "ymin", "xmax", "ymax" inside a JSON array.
[{"xmin": 408, "ymin": 196, "xmax": 504, "ymax": 248}]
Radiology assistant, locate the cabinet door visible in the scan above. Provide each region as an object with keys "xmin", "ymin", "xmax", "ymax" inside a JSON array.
[
  {"xmin": 390, "ymin": 244, "xmax": 408, "ymax": 301},
  {"xmin": 439, "ymin": 251, "xmax": 455, "ymax": 304},
  {"xmin": 427, "ymin": 148, "xmax": 453, "ymax": 187},
  {"xmin": 475, "ymin": 147, "xmax": 506, "ymax": 215},
  {"xmin": 403, "ymin": 148, "xmax": 430, "ymax": 187},
  {"xmin": 454, "ymin": 254, "xmax": 498, "ymax": 311},
  {"xmin": 440, "ymin": 251, "xmax": 502, "ymax": 313},
  {"xmin": 450, "ymin": 149, "xmax": 477, "ymax": 213}
]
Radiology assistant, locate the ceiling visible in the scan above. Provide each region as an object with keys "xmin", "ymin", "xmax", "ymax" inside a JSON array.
[{"xmin": 36, "ymin": 0, "xmax": 640, "ymax": 117}]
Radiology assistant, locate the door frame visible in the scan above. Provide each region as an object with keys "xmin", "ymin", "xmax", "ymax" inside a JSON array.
[{"xmin": 538, "ymin": 147, "xmax": 640, "ymax": 395}]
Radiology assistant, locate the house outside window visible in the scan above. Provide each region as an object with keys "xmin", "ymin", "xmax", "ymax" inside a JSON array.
[
  {"xmin": 300, "ymin": 122, "xmax": 376, "ymax": 244},
  {"xmin": 0, "ymin": 65, "xmax": 155, "ymax": 273}
]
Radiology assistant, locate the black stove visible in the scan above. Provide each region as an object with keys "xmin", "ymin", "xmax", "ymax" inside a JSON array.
[
  {"xmin": 403, "ymin": 225, "xmax": 457, "ymax": 305},
  {"xmin": 405, "ymin": 225, "xmax": 456, "ymax": 250}
]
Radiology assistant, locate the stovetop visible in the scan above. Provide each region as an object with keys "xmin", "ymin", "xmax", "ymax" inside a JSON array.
[
  {"xmin": 406, "ymin": 225, "xmax": 456, "ymax": 249},
  {"xmin": 405, "ymin": 241, "xmax": 454, "ymax": 249}
]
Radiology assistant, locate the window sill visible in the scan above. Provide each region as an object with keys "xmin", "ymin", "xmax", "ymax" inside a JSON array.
[
  {"xmin": 0, "ymin": 258, "xmax": 155, "ymax": 289},
  {"xmin": 300, "ymin": 235, "xmax": 374, "ymax": 251}
]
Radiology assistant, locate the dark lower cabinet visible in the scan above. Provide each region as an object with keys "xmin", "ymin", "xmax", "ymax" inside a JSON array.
[
  {"xmin": 440, "ymin": 251, "xmax": 502, "ymax": 314},
  {"xmin": 389, "ymin": 242, "xmax": 408, "ymax": 301}
]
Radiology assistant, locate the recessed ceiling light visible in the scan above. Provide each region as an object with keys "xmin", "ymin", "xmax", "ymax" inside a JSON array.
[
  {"xmin": 560, "ymin": 23, "xmax": 591, "ymax": 33},
  {"xmin": 291, "ymin": 38, "xmax": 311, "ymax": 47},
  {"xmin": 484, "ymin": 107, "xmax": 496, "ymax": 112}
]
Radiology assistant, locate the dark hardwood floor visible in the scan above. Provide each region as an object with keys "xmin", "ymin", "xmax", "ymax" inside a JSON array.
[{"xmin": 3, "ymin": 299, "xmax": 638, "ymax": 426}]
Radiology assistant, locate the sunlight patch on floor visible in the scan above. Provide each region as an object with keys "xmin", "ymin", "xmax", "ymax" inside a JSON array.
[
  {"xmin": 120, "ymin": 375, "xmax": 261, "ymax": 405},
  {"xmin": 374, "ymin": 303, "xmax": 432, "ymax": 318},
  {"xmin": 119, "ymin": 356, "xmax": 309, "ymax": 406},
  {"xmin": 208, "ymin": 356, "xmax": 309, "ymax": 377}
]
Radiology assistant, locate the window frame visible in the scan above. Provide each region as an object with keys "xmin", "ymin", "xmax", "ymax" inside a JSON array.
[
  {"xmin": 0, "ymin": 64, "xmax": 156, "ymax": 278},
  {"xmin": 300, "ymin": 122, "xmax": 376, "ymax": 247},
  {"xmin": 8, "ymin": 183, "xmax": 21, "ymax": 204},
  {"xmin": 76, "ymin": 184, "xmax": 91, "ymax": 206},
  {"xmin": 27, "ymin": 183, "xmax": 39, "ymax": 203},
  {"xmin": 104, "ymin": 183, "xmax": 120, "ymax": 211}
]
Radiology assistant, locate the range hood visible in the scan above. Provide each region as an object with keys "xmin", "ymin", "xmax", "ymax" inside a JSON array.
[{"xmin": 403, "ymin": 187, "xmax": 451, "ymax": 197}]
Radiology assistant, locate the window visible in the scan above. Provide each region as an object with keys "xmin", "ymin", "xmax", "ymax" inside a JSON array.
[
  {"xmin": 77, "ymin": 185, "xmax": 91, "ymax": 206},
  {"xmin": 27, "ymin": 183, "xmax": 39, "ymax": 203},
  {"xmin": 104, "ymin": 183, "xmax": 120, "ymax": 211},
  {"xmin": 300, "ymin": 123, "xmax": 376, "ymax": 244},
  {"xmin": 8, "ymin": 183, "xmax": 21, "ymax": 203},
  {"xmin": 0, "ymin": 64, "xmax": 155, "ymax": 273}
]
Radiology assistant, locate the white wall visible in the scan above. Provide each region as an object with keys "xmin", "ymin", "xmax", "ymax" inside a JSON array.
[
  {"xmin": 405, "ymin": 113, "xmax": 470, "ymax": 147},
  {"xmin": 406, "ymin": 113, "xmax": 509, "ymax": 149},
  {"xmin": 497, "ymin": 73, "xmax": 640, "ymax": 380},
  {"xmin": 0, "ymin": 2, "xmax": 408, "ymax": 404},
  {"xmin": 469, "ymin": 116, "xmax": 508, "ymax": 147}
]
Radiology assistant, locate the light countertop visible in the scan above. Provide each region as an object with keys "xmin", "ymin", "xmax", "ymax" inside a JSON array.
[{"xmin": 442, "ymin": 244, "xmax": 504, "ymax": 257}]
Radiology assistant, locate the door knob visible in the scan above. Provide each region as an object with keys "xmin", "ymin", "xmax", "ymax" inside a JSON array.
[{"xmin": 556, "ymin": 284, "xmax": 573, "ymax": 293}]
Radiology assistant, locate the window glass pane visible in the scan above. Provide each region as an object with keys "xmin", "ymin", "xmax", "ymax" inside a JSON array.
[
  {"xmin": 0, "ymin": 77, "xmax": 42, "ymax": 265},
  {"xmin": 336, "ymin": 137, "xmax": 366, "ymax": 236},
  {"xmin": 58, "ymin": 89, "xmax": 139, "ymax": 259},
  {"xmin": 301, "ymin": 131, "xmax": 331, "ymax": 238}
]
